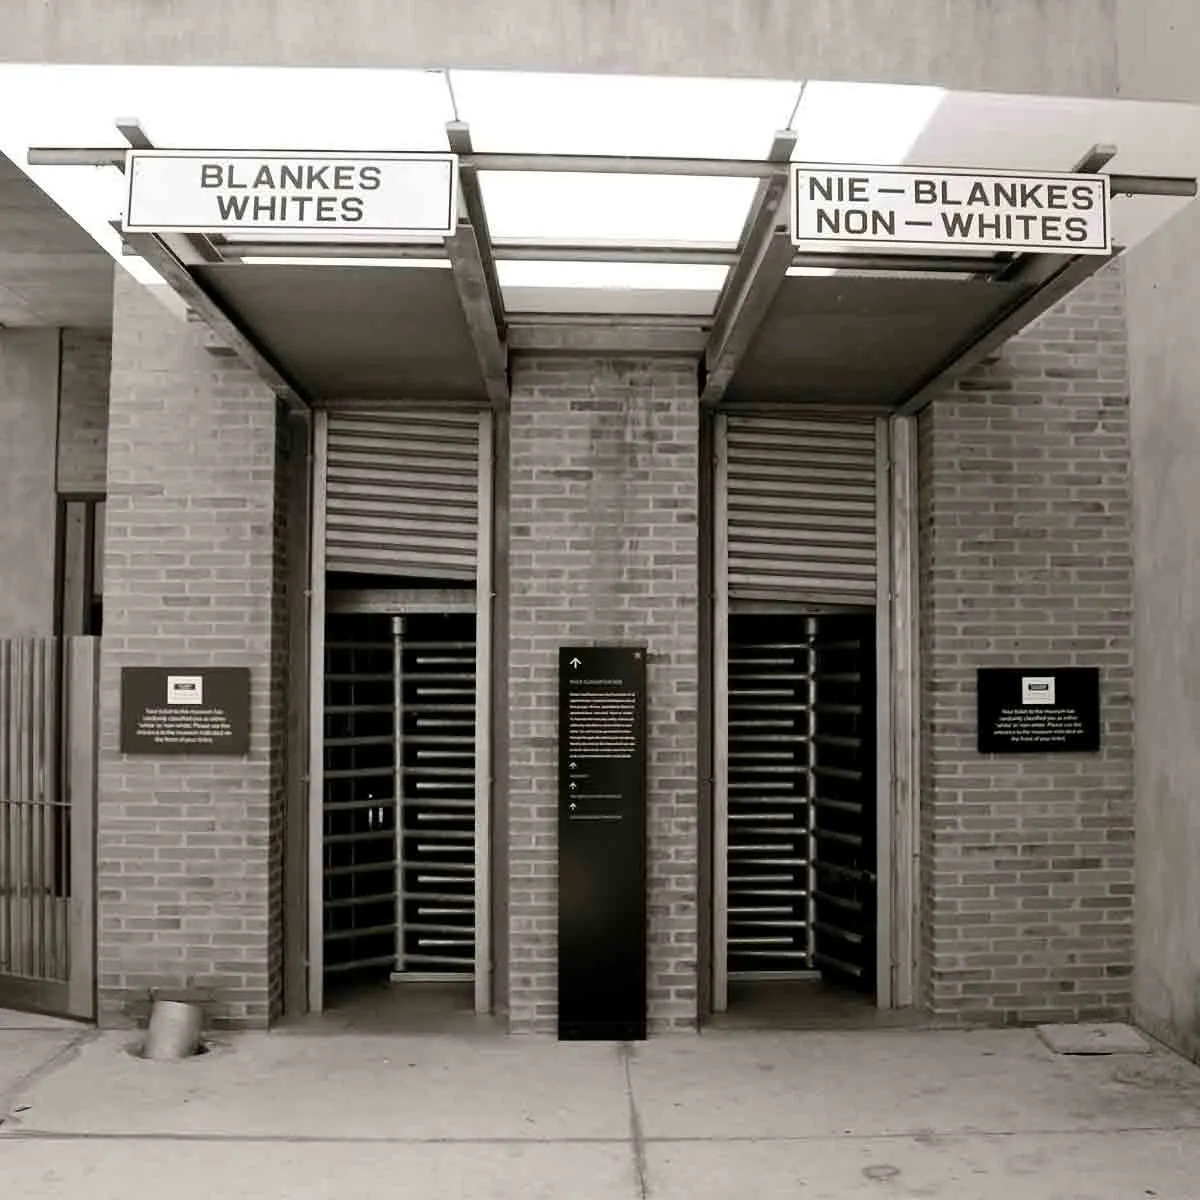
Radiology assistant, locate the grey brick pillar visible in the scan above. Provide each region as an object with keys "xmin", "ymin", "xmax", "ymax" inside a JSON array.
[
  {"xmin": 96, "ymin": 275, "xmax": 289, "ymax": 1028},
  {"xmin": 505, "ymin": 357, "xmax": 700, "ymax": 1034}
]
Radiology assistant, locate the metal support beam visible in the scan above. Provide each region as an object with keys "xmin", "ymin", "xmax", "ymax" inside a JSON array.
[
  {"xmin": 447, "ymin": 122, "xmax": 507, "ymax": 338},
  {"xmin": 119, "ymin": 226, "xmax": 310, "ymax": 405},
  {"xmin": 22, "ymin": 143, "xmax": 1200, "ymax": 200},
  {"xmin": 446, "ymin": 218, "xmax": 510, "ymax": 405},
  {"xmin": 1074, "ymin": 143, "xmax": 1119, "ymax": 174},
  {"xmin": 699, "ymin": 131, "xmax": 796, "ymax": 406},
  {"xmin": 897, "ymin": 251, "xmax": 1117, "ymax": 415}
]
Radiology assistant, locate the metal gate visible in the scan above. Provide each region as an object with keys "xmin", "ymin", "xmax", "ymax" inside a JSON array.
[
  {"xmin": 810, "ymin": 614, "xmax": 876, "ymax": 990},
  {"xmin": 309, "ymin": 407, "xmax": 493, "ymax": 1015},
  {"xmin": 725, "ymin": 613, "xmax": 875, "ymax": 988},
  {"xmin": 321, "ymin": 610, "xmax": 478, "ymax": 984},
  {"xmin": 0, "ymin": 637, "xmax": 97, "ymax": 1018},
  {"xmin": 714, "ymin": 411, "xmax": 885, "ymax": 1011}
]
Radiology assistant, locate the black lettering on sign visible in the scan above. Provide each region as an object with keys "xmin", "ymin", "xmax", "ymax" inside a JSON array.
[
  {"xmin": 993, "ymin": 180, "xmax": 1018, "ymax": 207},
  {"xmin": 360, "ymin": 165, "xmax": 382, "ymax": 190},
  {"xmin": 815, "ymin": 208, "xmax": 894, "ymax": 236},
  {"xmin": 942, "ymin": 211, "xmax": 972, "ymax": 237},
  {"xmin": 1072, "ymin": 183, "xmax": 1096, "ymax": 211},
  {"xmin": 1045, "ymin": 183, "xmax": 1068, "ymax": 210},
  {"xmin": 216, "ymin": 193, "xmax": 249, "ymax": 220},
  {"xmin": 967, "ymin": 180, "xmax": 990, "ymax": 206},
  {"xmin": 1065, "ymin": 215, "xmax": 1089, "ymax": 241},
  {"xmin": 342, "ymin": 196, "xmax": 364, "ymax": 221},
  {"xmin": 280, "ymin": 163, "xmax": 305, "ymax": 190},
  {"xmin": 809, "ymin": 176, "xmax": 835, "ymax": 201},
  {"xmin": 200, "ymin": 164, "xmax": 223, "ymax": 188},
  {"xmin": 306, "ymin": 165, "xmax": 330, "ymax": 189},
  {"xmin": 334, "ymin": 164, "xmax": 355, "ymax": 190},
  {"xmin": 1020, "ymin": 182, "xmax": 1045, "ymax": 208},
  {"xmin": 914, "ymin": 179, "xmax": 937, "ymax": 204},
  {"xmin": 253, "ymin": 164, "xmax": 275, "ymax": 189},
  {"xmin": 316, "ymin": 196, "xmax": 338, "ymax": 221},
  {"xmin": 1042, "ymin": 214, "xmax": 1063, "ymax": 240}
]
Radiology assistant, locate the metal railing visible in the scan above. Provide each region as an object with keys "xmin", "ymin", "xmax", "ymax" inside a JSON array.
[{"xmin": 0, "ymin": 637, "xmax": 97, "ymax": 1018}]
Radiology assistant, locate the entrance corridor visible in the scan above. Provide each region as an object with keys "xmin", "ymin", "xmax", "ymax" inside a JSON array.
[{"xmin": 3, "ymin": 1006, "xmax": 1199, "ymax": 1198}]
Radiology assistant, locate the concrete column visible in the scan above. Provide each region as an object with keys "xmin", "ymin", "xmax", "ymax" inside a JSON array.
[
  {"xmin": 0, "ymin": 328, "xmax": 59, "ymax": 635},
  {"xmin": 1117, "ymin": 0, "xmax": 1200, "ymax": 1063},
  {"xmin": 505, "ymin": 357, "xmax": 699, "ymax": 1034},
  {"xmin": 96, "ymin": 275, "xmax": 288, "ymax": 1029}
]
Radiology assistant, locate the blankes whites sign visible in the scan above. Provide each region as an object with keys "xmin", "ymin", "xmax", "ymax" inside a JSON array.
[
  {"xmin": 123, "ymin": 150, "xmax": 458, "ymax": 238},
  {"xmin": 791, "ymin": 163, "xmax": 1111, "ymax": 255}
]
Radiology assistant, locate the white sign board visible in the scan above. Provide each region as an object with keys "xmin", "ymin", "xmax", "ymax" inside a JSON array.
[
  {"xmin": 1021, "ymin": 676, "xmax": 1056, "ymax": 706},
  {"xmin": 166, "ymin": 674, "xmax": 204, "ymax": 706},
  {"xmin": 791, "ymin": 164, "xmax": 1110, "ymax": 255},
  {"xmin": 124, "ymin": 150, "xmax": 458, "ymax": 239}
]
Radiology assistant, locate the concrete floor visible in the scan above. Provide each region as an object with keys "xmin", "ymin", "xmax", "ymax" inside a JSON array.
[{"xmin": 2, "ymin": 1006, "xmax": 1200, "ymax": 1198}]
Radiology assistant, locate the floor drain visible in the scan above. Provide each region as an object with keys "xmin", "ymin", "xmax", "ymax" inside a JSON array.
[{"xmin": 127, "ymin": 1039, "xmax": 211, "ymax": 1061}]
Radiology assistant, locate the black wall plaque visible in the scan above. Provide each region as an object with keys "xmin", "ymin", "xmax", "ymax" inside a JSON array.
[
  {"xmin": 120, "ymin": 667, "xmax": 251, "ymax": 756},
  {"xmin": 557, "ymin": 645, "xmax": 647, "ymax": 1041},
  {"xmin": 977, "ymin": 667, "xmax": 1101, "ymax": 754}
]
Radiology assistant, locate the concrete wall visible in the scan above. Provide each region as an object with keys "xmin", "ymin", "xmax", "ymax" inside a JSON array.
[
  {"xmin": 505, "ymin": 356, "xmax": 699, "ymax": 1033},
  {"xmin": 0, "ymin": 328, "xmax": 59, "ymax": 636},
  {"xmin": 1117, "ymin": 0, "xmax": 1200, "ymax": 1061},
  {"xmin": 97, "ymin": 274, "xmax": 287, "ymax": 1029},
  {"xmin": 917, "ymin": 267, "xmax": 1135, "ymax": 1024},
  {"xmin": 1, "ymin": 0, "xmax": 1120, "ymax": 98},
  {"xmin": 57, "ymin": 329, "xmax": 111, "ymax": 496}
]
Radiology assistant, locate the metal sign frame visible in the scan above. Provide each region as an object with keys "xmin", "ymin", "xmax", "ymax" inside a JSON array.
[
  {"xmin": 124, "ymin": 148, "xmax": 460, "ymax": 239},
  {"xmin": 790, "ymin": 161, "xmax": 1112, "ymax": 256}
]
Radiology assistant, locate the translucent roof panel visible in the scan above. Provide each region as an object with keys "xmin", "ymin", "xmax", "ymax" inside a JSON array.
[
  {"xmin": 480, "ymin": 172, "xmax": 757, "ymax": 246},
  {"xmin": 449, "ymin": 70, "xmax": 802, "ymax": 159},
  {"xmin": 791, "ymin": 81, "xmax": 946, "ymax": 166},
  {"xmin": 497, "ymin": 261, "xmax": 728, "ymax": 291},
  {"xmin": 0, "ymin": 65, "xmax": 454, "ymax": 152}
]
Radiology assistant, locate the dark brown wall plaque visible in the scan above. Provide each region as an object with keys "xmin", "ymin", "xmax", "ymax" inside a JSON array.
[
  {"xmin": 120, "ymin": 667, "xmax": 251, "ymax": 756},
  {"xmin": 977, "ymin": 667, "xmax": 1101, "ymax": 754},
  {"xmin": 557, "ymin": 645, "xmax": 647, "ymax": 1041}
]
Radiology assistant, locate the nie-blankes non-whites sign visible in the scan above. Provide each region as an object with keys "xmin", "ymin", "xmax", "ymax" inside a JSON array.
[
  {"xmin": 124, "ymin": 150, "xmax": 458, "ymax": 239},
  {"xmin": 791, "ymin": 164, "xmax": 1110, "ymax": 255}
]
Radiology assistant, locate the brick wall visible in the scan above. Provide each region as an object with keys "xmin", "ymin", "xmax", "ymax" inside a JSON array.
[
  {"xmin": 97, "ymin": 274, "xmax": 287, "ymax": 1028},
  {"xmin": 506, "ymin": 356, "xmax": 699, "ymax": 1034},
  {"xmin": 57, "ymin": 328, "xmax": 111, "ymax": 496},
  {"xmin": 917, "ymin": 264, "xmax": 1134, "ymax": 1023}
]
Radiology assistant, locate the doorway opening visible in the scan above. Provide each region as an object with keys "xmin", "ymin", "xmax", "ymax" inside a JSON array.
[
  {"xmin": 718, "ymin": 609, "xmax": 879, "ymax": 1027},
  {"xmin": 307, "ymin": 599, "xmax": 491, "ymax": 1033}
]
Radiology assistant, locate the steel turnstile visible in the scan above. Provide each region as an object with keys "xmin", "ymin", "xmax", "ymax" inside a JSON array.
[
  {"xmin": 725, "ymin": 612, "xmax": 876, "ymax": 989},
  {"xmin": 322, "ymin": 611, "xmax": 476, "ymax": 982}
]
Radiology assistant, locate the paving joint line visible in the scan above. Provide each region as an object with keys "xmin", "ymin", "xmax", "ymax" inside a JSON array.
[
  {"xmin": 0, "ymin": 1028, "xmax": 98, "ymax": 1128},
  {"xmin": 6, "ymin": 1121, "xmax": 1200, "ymax": 1145},
  {"xmin": 620, "ymin": 1042, "xmax": 650, "ymax": 1199}
]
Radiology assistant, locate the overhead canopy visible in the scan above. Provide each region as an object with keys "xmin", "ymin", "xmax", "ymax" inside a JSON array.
[
  {"xmin": 3, "ymin": 67, "xmax": 1200, "ymax": 407},
  {"xmin": 0, "ymin": 153, "xmax": 111, "ymax": 326}
]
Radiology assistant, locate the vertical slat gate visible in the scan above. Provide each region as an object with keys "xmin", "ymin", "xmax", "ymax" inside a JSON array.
[{"xmin": 0, "ymin": 636, "xmax": 86, "ymax": 1014}]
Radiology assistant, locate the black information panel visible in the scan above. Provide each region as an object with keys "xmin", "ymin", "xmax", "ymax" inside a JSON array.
[
  {"xmin": 557, "ymin": 646, "xmax": 647, "ymax": 1041},
  {"xmin": 977, "ymin": 667, "xmax": 1101, "ymax": 754},
  {"xmin": 120, "ymin": 667, "xmax": 251, "ymax": 756}
]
